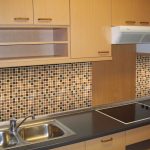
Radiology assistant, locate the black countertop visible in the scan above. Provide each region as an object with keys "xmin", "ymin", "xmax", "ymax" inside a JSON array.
[
  {"xmin": 7, "ymin": 109, "xmax": 150, "ymax": 150},
  {"xmin": 125, "ymin": 99, "xmax": 150, "ymax": 150}
]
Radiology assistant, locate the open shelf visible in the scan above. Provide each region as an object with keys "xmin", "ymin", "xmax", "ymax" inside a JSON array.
[
  {"xmin": 0, "ymin": 41, "xmax": 68, "ymax": 46},
  {"xmin": 0, "ymin": 27, "xmax": 69, "ymax": 59}
]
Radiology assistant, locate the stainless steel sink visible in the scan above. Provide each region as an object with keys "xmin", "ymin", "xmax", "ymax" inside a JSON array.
[
  {"xmin": 0, "ymin": 119, "xmax": 75, "ymax": 149},
  {"xmin": 18, "ymin": 119, "xmax": 74, "ymax": 143},
  {"xmin": 18, "ymin": 123, "xmax": 64, "ymax": 143},
  {"xmin": 0, "ymin": 130, "xmax": 18, "ymax": 148}
]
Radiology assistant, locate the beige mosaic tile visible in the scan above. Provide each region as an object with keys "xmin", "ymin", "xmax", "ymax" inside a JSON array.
[
  {"xmin": 0, "ymin": 62, "xmax": 92, "ymax": 121},
  {"xmin": 136, "ymin": 55, "xmax": 150, "ymax": 98}
]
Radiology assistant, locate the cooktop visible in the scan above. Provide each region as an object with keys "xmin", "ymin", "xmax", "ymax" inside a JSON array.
[
  {"xmin": 97, "ymin": 103, "xmax": 150, "ymax": 124},
  {"xmin": 138, "ymin": 99, "xmax": 150, "ymax": 106}
]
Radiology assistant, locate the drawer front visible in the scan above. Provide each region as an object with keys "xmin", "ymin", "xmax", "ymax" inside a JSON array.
[
  {"xmin": 86, "ymin": 132, "xmax": 125, "ymax": 150},
  {"xmin": 126, "ymin": 125, "xmax": 150, "ymax": 145}
]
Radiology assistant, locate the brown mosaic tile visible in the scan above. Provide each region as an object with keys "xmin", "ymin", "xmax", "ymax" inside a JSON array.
[{"xmin": 0, "ymin": 62, "xmax": 92, "ymax": 121}]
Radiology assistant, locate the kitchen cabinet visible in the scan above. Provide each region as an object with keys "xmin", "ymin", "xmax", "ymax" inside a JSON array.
[
  {"xmin": 0, "ymin": 0, "xmax": 69, "ymax": 26},
  {"xmin": 0, "ymin": 0, "xmax": 33, "ymax": 25},
  {"xmin": 111, "ymin": 0, "xmax": 134, "ymax": 26},
  {"xmin": 70, "ymin": 0, "xmax": 111, "ymax": 59},
  {"xmin": 134, "ymin": 0, "xmax": 150, "ymax": 26},
  {"xmin": 52, "ymin": 132, "xmax": 125, "ymax": 150},
  {"xmin": 0, "ymin": 0, "xmax": 70, "ymax": 67},
  {"xmin": 33, "ymin": 0, "xmax": 70, "ymax": 25},
  {"xmin": 126, "ymin": 125, "xmax": 150, "ymax": 145},
  {"xmin": 112, "ymin": 0, "xmax": 150, "ymax": 26},
  {"xmin": 51, "ymin": 142, "xmax": 85, "ymax": 150},
  {"xmin": 86, "ymin": 132, "xmax": 125, "ymax": 150},
  {"xmin": 0, "ymin": 28, "xmax": 69, "ymax": 59}
]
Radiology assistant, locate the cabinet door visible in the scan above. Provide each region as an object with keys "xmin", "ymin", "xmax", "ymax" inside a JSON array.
[
  {"xmin": 0, "ymin": 0, "xmax": 33, "ymax": 25},
  {"xmin": 134, "ymin": 0, "xmax": 150, "ymax": 26},
  {"xmin": 70, "ymin": 0, "xmax": 111, "ymax": 58},
  {"xmin": 86, "ymin": 132, "xmax": 125, "ymax": 150},
  {"xmin": 126, "ymin": 125, "xmax": 150, "ymax": 145},
  {"xmin": 33, "ymin": 0, "xmax": 69, "ymax": 25},
  {"xmin": 111, "ymin": 0, "xmax": 135, "ymax": 26},
  {"xmin": 51, "ymin": 142, "xmax": 85, "ymax": 150}
]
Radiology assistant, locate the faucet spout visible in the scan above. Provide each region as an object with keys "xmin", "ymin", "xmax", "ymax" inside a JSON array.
[
  {"xmin": 17, "ymin": 114, "xmax": 35, "ymax": 129},
  {"xmin": 9, "ymin": 114, "xmax": 35, "ymax": 133}
]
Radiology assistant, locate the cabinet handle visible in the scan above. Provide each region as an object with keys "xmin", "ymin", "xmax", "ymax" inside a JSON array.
[
  {"xmin": 98, "ymin": 51, "xmax": 109, "ymax": 54},
  {"xmin": 140, "ymin": 21, "xmax": 149, "ymax": 25},
  {"xmin": 38, "ymin": 18, "xmax": 52, "ymax": 21},
  {"xmin": 125, "ymin": 21, "xmax": 136, "ymax": 24},
  {"xmin": 14, "ymin": 17, "xmax": 30, "ymax": 21},
  {"xmin": 101, "ymin": 138, "xmax": 113, "ymax": 143}
]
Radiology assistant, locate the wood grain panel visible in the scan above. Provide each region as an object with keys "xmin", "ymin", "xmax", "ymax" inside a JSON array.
[
  {"xmin": 0, "ymin": 0, "xmax": 33, "ymax": 25},
  {"xmin": 92, "ymin": 45, "xmax": 136, "ymax": 106},
  {"xmin": 86, "ymin": 132, "xmax": 125, "ymax": 150},
  {"xmin": 70, "ymin": 0, "xmax": 111, "ymax": 58},
  {"xmin": 33, "ymin": 0, "xmax": 69, "ymax": 25},
  {"xmin": 111, "ymin": 0, "xmax": 134, "ymax": 26},
  {"xmin": 126, "ymin": 125, "xmax": 150, "ymax": 145}
]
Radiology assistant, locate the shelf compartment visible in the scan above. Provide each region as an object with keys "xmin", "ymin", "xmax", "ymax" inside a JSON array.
[
  {"xmin": 0, "ymin": 43, "xmax": 68, "ymax": 59},
  {"xmin": 0, "ymin": 28, "xmax": 68, "ymax": 43},
  {"xmin": 0, "ymin": 27, "xmax": 69, "ymax": 60}
]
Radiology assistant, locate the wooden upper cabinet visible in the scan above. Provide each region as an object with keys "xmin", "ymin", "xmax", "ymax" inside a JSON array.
[
  {"xmin": 0, "ymin": 0, "xmax": 33, "ymax": 25},
  {"xmin": 33, "ymin": 0, "xmax": 70, "ymax": 25},
  {"xmin": 112, "ymin": 0, "xmax": 150, "ymax": 26},
  {"xmin": 134, "ymin": 0, "xmax": 150, "ymax": 26},
  {"xmin": 111, "ymin": 0, "xmax": 135, "ymax": 26},
  {"xmin": 70, "ymin": 0, "xmax": 111, "ymax": 58}
]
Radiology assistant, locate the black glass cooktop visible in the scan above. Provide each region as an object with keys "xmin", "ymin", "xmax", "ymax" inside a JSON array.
[
  {"xmin": 138, "ymin": 99, "xmax": 150, "ymax": 106},
  {"xmin": 97, "ymin": 103, "xmax": 150, "ymax": 124}
]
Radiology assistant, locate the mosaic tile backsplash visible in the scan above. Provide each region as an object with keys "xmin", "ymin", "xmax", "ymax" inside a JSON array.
[
  {"xmin": 136, "ymin": 55, "xmax": 150, "ymax": 98},
  {"xmin": 0, "ymin": 62, "xmax": 92, "ymax": 121}
]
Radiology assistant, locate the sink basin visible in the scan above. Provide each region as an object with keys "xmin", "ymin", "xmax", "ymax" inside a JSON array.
[
  {"xmin": 0, "ymin": 130, "xmax": 18, "ymax": 148},
  {"xmin": 18, "ymin": 120, "xmax": 74, "ymax": 143}
]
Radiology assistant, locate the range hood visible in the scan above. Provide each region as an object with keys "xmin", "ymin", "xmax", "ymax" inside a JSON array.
[{"xmin": 112, "ymin": 26, "xmax": 150, "ymax": 44}]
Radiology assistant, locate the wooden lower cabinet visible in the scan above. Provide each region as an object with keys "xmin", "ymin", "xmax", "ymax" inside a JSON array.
[
  {"xmin": 52, "ymin": 132, "xmax": 125, "ymax": 150},
  {"xmin": 51, "ymin": 142, "xmax": 85, "ymax": 150},
  {"xmin": 126, "ymin": 125, "xmax": 150, "ymax": 145},
  {"xmin": 86, "ymin": 132, "xmax": 125, "ymax": 150},
  {"xmin": 51, "ymin": 125, "xmax": 150, "ymax": 150}
]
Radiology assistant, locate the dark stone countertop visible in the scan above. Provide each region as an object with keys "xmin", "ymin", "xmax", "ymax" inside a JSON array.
[{"xmin": 6, "ymin": 109, "xmax": 150, "ymax": 150}]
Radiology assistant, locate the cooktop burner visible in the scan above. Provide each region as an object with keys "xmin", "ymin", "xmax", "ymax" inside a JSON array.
[{"xmin": 97, "ymin": 103, "xmax": 150, "ymax": 124}]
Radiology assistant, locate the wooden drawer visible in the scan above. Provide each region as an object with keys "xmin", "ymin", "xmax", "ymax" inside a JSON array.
[
  {"xmin": 126, "ymin": 125, "xmax": 150, "ymax": 145},
  {"xmin": 86, "ymin": 132, "xmax": 125, "ymax": 150}
]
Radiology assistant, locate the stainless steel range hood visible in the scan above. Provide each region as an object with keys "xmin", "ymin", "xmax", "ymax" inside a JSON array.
[{"xmin": 112, "ymin": 26, "xmax": 150, "ymax": 44}]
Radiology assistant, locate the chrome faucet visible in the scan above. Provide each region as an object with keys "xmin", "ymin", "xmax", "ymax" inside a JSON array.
[{"xmin": 10, "ymin": 114, "xmax": 35, "ymax": 133}]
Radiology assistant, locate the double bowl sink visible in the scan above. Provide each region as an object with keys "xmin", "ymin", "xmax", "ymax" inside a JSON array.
[{"xmin": 0, "ymin": 119, "xmax": 75, "ymax": 149}]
